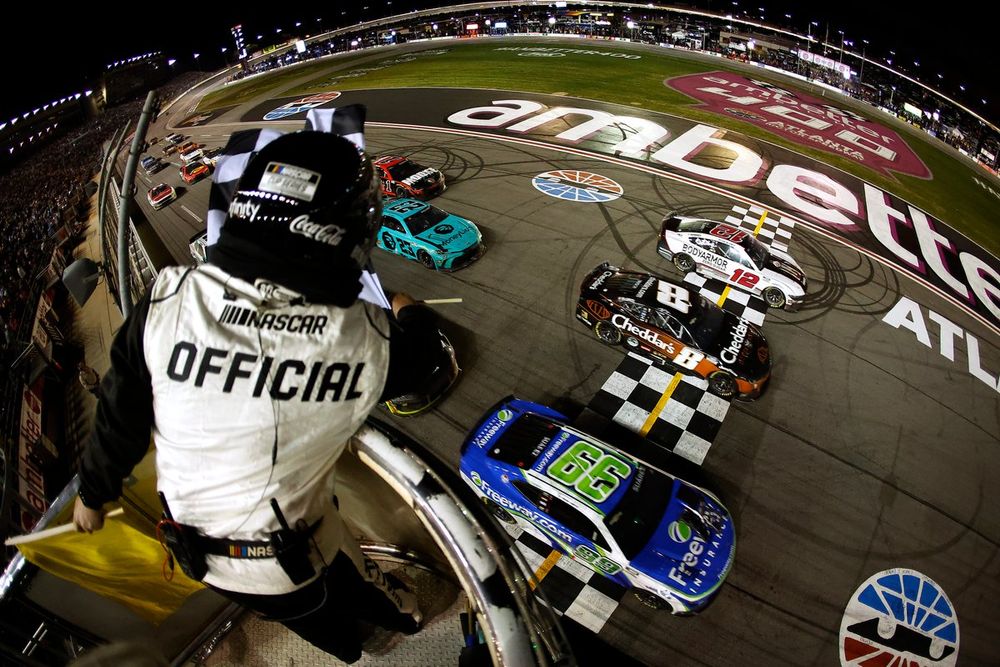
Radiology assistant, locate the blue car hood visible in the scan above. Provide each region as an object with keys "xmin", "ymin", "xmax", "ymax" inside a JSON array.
[
  {"xmin": 629, "ymin": 487, "xmax": 736, "ymax": 600},
  {"xmin": 415, "ymin": 219, "xmax": 479, "ymax": 250}
]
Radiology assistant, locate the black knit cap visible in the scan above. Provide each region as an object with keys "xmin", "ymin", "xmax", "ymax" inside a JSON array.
[{"xmin": 211, "ymin": 131, "xmax": 381, "ymax": 306}]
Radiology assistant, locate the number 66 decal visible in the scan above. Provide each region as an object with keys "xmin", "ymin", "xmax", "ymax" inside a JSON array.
[{"xmin": 730, "ymin": 268, "xmax": 759, "ymax": 289}]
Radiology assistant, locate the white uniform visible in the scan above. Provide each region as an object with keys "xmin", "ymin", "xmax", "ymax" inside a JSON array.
[{"xmin": 144, "ymin": 265, "xmax": 389, "ymax": 594}]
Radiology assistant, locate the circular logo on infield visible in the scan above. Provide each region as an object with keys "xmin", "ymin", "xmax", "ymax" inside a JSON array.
[
  {"xmin": 532, "ymin": 170, "xmax": 624, "ymax": 203},
  {"xmin": 667, "ymin": 521, "xmax": 692, "ymax": 543},
  {"xmin": 840, "ymin": 568, "xmax": 958, "ymax": 667},
  {"xmin": 497, "ymin": 409, "xmax": 514, "ymax": 422}
]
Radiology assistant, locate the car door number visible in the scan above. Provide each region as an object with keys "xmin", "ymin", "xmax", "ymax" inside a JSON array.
[
  {"xmin": 547, "ymin": 441, "xmax": 632, "ymax": 503},
  {"xmin": 398, "ymin": 239, "xmax": 414, "ymax": 256},
  {"xmin": 575, "ymin": 544, "xmax": 622, "ymax": 575},
  {"xmin": 672, "ymin": 346, "xmax": 706, "ymax": 370},
  {"xmin": 730, "ymin": 268, "xmax": 760, "ymax": 289}
]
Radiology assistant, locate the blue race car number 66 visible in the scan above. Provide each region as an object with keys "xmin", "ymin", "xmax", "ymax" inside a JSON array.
[{"xmin": 547, "ymin": 441, "xmax": 632, "ymax": 503}]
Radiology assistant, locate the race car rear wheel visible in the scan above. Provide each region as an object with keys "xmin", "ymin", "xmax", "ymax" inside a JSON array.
[
  {"xmin": 594, "ymin": 321, "xmax": 622, "ymax": 346},
  {"xmin": 393, "ymin": 184, "xmax": 406, "ymax": 199},
  {"xmin": 417, "ymin": 250, "xmax": 436, "ymax": 270},
  {"xmin": 762, "ymin": 286, "xmax": 786, "ymax": 309},
  {"xmin": 482, "ymin": 497, "xmax": 516, "ymax": 525},
  {"xmin": 634, "ymin": 590, "xmax": 671, "ymax": 611},
  {"xmin": 707, "ymin": 371, "xmax": 737, "ymax": 400},
  {"xmin": 673, "ymin": 253, "xmax": 696, "ymax": 273}
]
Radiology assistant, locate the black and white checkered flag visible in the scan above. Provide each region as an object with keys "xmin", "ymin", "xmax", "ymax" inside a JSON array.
[
  {"xmin": 205, "ymin": 105, "xmax": 366, "ymax": 245},
  {"xmin": 204, "ymin": 104, "xmax": 389, "ymax": 308}
]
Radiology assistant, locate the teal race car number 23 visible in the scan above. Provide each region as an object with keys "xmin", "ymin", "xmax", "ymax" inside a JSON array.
[{"xmin": 546, "ymin": 441, "xmax": 632, "ymax": 503}]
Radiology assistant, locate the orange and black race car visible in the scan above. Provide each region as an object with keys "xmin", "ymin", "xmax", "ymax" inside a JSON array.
[
  {"xmin": 180, "ymin": 161, "xmax": 210, "ymax": 184},
  {"xmin": 373, "ymin": 155, "xmax": 445, "ymax": 199},
  {"xmin": 576, "ymin": 263, "xmax": 771, "ymax": 401}
]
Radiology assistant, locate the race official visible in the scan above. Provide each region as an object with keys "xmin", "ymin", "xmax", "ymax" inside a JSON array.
[{"xmin": 73, "ymin": 121, "xmax": 439, "ymax": 662}]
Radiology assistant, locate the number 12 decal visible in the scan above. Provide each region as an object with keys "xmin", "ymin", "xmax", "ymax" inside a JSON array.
[{"xmin": 730, "ymin": 268, "xmax": 759, "ymax": 289}]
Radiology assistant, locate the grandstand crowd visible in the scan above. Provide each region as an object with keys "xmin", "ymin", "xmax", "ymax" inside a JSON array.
[{"xmin": 0, "ymin": 72, "xmax": 204, "ymax": 421}]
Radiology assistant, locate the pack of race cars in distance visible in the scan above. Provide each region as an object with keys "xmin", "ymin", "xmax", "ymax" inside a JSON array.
[
  {"xmin": 374, "ymin": 155, "xmax": 445, "ymax": 199},
  {"xmin": 658, "ymin": 213, "xmax": 807, "ymax": 311},
  {"xmin": 577, "ymin": 263, "xmax": 770, "ymax": 400},
  {"xmin": 376, "ymin": 198, "xmax": 483, "ymax": 270},
  {"xmin": 461, "ymin": 397, "xmax": 736, "ymax": 614}
]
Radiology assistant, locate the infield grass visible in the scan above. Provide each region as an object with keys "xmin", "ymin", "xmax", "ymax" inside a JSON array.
[{"xmin": 198, "ymin": 40, "xmax": 998, "ymax": 256}]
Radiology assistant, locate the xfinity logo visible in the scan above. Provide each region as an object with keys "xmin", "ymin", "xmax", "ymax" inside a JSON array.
[
  {"xmin": 720, "ymin": 321, "xmax": 749, "ymax": 365},
  {"xmin": 289, "ymin": 215, "xmax": 346, "ymax": 246},
  {"xmin": 683, "ymin": 242, "xmax": 727, "ymax": 269},
  {"xmin": 611, "ymin": 314, "xmax": 668, "ymax": 350},
  {"xmin": 228, "ymin": 200, "xmax": 261, "ymax": 222}
]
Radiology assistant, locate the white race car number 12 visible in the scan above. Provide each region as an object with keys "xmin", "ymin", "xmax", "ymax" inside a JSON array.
[{"xmin": 656, "ymin": 282, "xmax": 690, "ymax": 313}]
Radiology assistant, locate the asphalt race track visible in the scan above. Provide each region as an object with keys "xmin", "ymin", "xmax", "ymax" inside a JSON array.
[{"xmin": 133, "ymin": 44, "xmax": 1000, "ymax": 666}]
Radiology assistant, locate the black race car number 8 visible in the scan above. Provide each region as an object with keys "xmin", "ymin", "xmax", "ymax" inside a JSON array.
[{"xmin": 656, "ymin": 282, "xmax": 691, "ymax": 314}]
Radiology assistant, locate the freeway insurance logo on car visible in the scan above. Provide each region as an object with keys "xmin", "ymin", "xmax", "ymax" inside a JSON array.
[
  {"xmin": 532, "ymin": 170, "xmax": 624, "ymax": 203},
  {"xmin": 840, "ymin": 568, "xmax": 959, "ymax": 666}
]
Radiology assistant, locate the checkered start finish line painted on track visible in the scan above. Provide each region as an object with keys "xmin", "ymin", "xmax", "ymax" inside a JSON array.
[
  {"xmin": 588, "ymin": 202, "xmax": 795, "ymax": 466},
  {"xmin": 515, "ymin": 203, "xmax": 796, "ymax": 632}
]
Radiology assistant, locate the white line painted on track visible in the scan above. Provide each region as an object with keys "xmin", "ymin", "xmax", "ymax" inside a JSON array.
[
  {"xmin": 180, "ymin": 205, "xmax": 203, "ymax": 223},
  {"xmin": 367, "ymin": 121, "xmax": 1000, "ymax": 338}
]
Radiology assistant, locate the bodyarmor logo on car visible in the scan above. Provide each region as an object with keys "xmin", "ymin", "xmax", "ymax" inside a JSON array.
[{"xmin": 682, "ymin": 242, "xmax": 728, "ymax": 270}]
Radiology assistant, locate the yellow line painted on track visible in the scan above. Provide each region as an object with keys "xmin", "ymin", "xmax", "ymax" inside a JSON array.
[
  {"xmin": 717, "ymin": 285, "xmax": 732, "ymax": 307},
  {"xmin": 530, "ymin": 550, "xmax": 563, "ymax": 590},
  {"xmin": 640, "ymin": 372, "xmax": 684, "ymax": 436},
  {"xmin": 752, "ymin": 210, "xmax": 769, "ymax": 236}
]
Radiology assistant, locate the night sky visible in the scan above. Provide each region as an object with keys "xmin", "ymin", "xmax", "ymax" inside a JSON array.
[{"xmin": 1, "ymin": 2, "xmax": 993, "ymax": 124}]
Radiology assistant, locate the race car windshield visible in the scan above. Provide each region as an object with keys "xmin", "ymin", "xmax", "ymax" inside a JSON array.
[
  {"xmin": 387, "ymin": 161, "xmax": 425, "ymax": 180},
  {"xmin": 403, "ymin": 207, "xmax": 449, "ymax": 235},
  {"xmin": 738, "ymin": 234, "xmax": 769, "ymax": 268},
  {"xmin": 685, "ymin": 296, "xmax": 726, "ymax": 349},
  {"xmin": 604, "ymin": 466, "xmax": 673, "ymax": 560}
]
